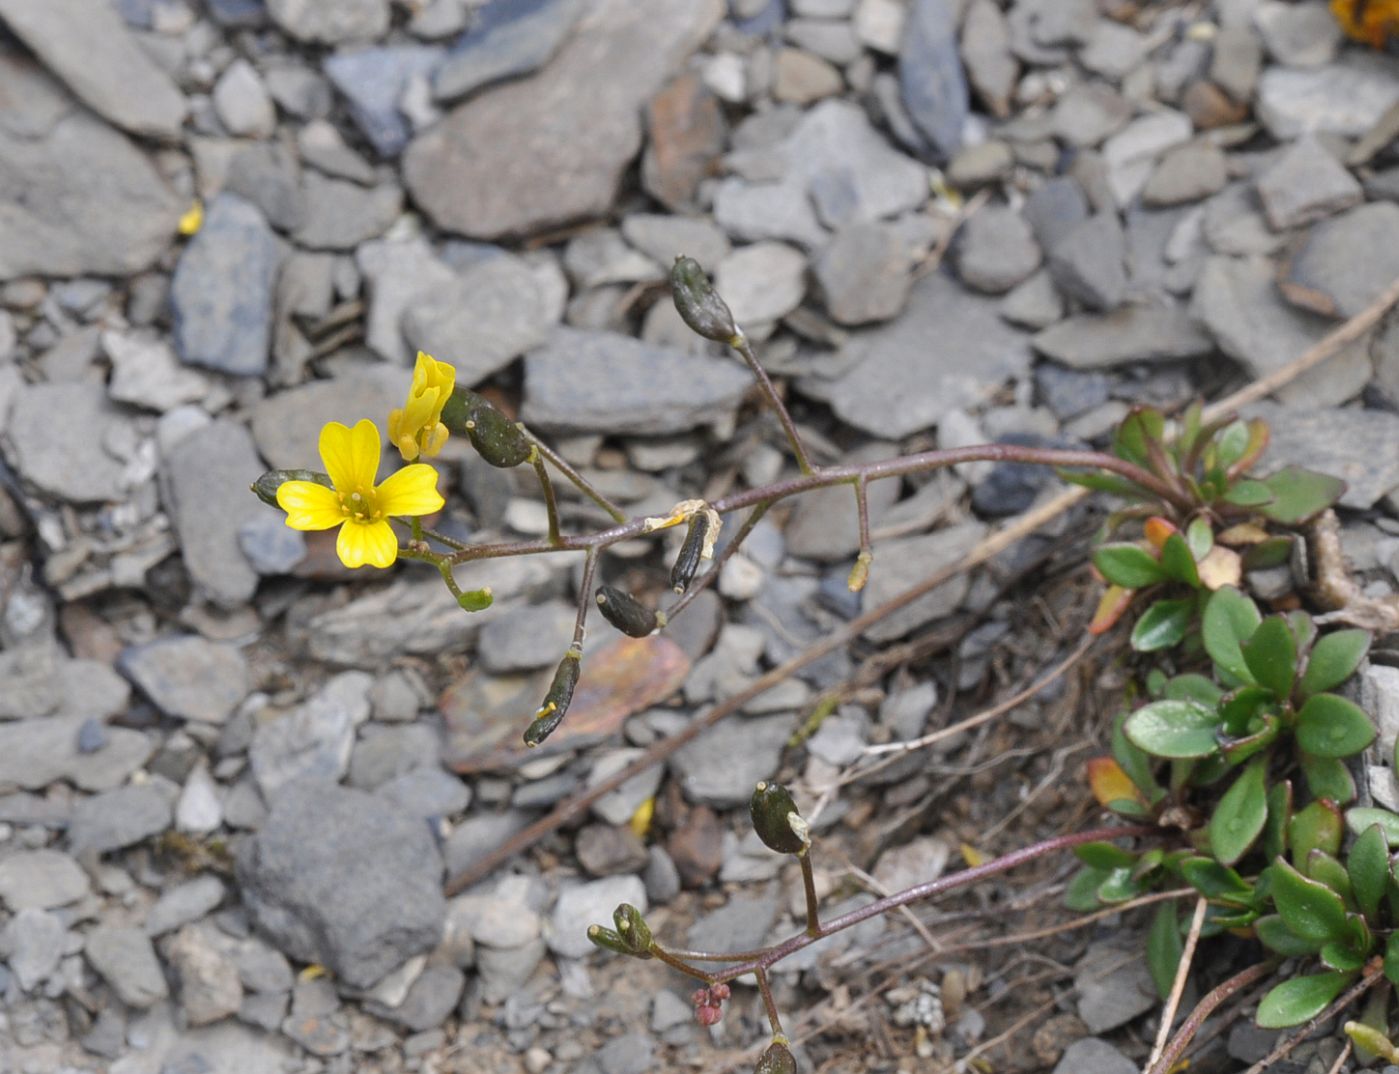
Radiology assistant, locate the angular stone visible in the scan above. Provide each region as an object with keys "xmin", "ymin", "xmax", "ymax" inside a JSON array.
[
  {"xmin": 357, "ymin": 239, "xmax": 457, "ymax": 362},
  {"xmin": 104, "ymin": 331, "xmax": 210, "ymax": 413},
  {"xmin": 3, "ymin": 908, "xmax": 66, "ymax": 990},
  {"xmin": 1255, "ymin": 1, "xmax": 1342, "ymax": 68},
  {"xmin": 961, "ymin": 0, "xmax": 1017, "ymax": 117},
  {"xmin": 86, "ymin": 926, "xmax": 169, "ymax": 1008},
  {"xmin": 404, "ymin": 0, "xmax": 721, "ymax": 238},
  {"xmin": 1051, "ymin": 82, "xmax": 1131, "ymax": 148},
  {"xmin": 814, "ymin": 221, "xmax": 917, "ymax": 325},
  {"xmin": 1254, "ymin": 136, "xmax": 1363, "ymax": 230},
  {"xmin": 773, "ymin": 48, "xmax": 843, "ymax": 105},
  {"xmin": 250, "ymin": 368, "xmax": 406, "ymax": 469},
  {"xmin": 0, "ymin": 715, "xmax": 150, "ymax": 793},
  {"xmin": 293, "ymin": 174, "xmax": 402, "ymax": 251},
  {"xmin": 160, "ymin": 420, "xmax": 266, "ymax": 606},
  {"xmin": 1280, "ymin": 202, "xmax": 1399, "ymax": 319},
  {"xmin": 828, "ymin": 273, "xmax": 1033, "ymax": 438},
  {"xmin": 0, "ymin": 849, "xmax": 89, "ymax": 911},
  {"xmin": 712, "ymin": 178, "xmax": 828, "ymax": 249},
  {"xmin": 716, "ymin": 242, "xmax": 807, "ymax": 326},
  {"xmin": 1209, "ymin": 25, "xmax": 1263, "ymax": 104},
  {"xmin": 168, "ymin": 924, "xmax": 244, "ymax": 1026},
  {"xmin": 862, "ymin": 521, "xmax": 987, "ymax": 641},
  {"xmin": 237, "ymin": 781, "xmax": 446, "ymax": 989},
  {"xmin": 249, "ymin": 671, "xmax": 373, "ymax": 798},
  {"xmin": 68, "ymin": 784, "xmax": 172, "ymax": 854},
  {"xmin": 1141, "ymin": 142, "xmax": 1228, "ymax": 207},
  {"xmin": 146, "ymin": 876, "xmax": 227, "ymax": 938},
  {"xmin": 642, "ymin": 71, "xmax": 726, "ymax": 211},
  {"xmin": 1032, "ymin": 305, "xmax": 1213, "ymax": 369},
  {"xmin": 898, "ymin": 0, "xmax": 968, "ymax": 159},
  {"xmin": 0, "ymin": 0, "xmax": 186, "ymax": 139},
  {"xmin": 325, "ymin": 45, "xmax": 444, "ymax": 158},
  {"xmin": 547, "ymin": 875, "xmax": 646, "ymax": 959},
  {"xmin": 4, "ymin": 382, "xmax": 133, "ymax": 503},
  {"xmin": 670, "ymin": 714, "xmax": 794, "ymax": 807},
  {"xmin": 946, "ymin": 140, "xmax": 1015, "ymax": 189},
  {"xmin": 213, "ymin": 58, "xmax": 275, "ymax": 139},
  {"xmin": 171, "ymin": 194, "xmax": 280, "ymax": 377},
  {"xmin": 1257, "ymin": 54, "xmax": 1399, "ymax": 140},
  {"xmin": 433, "ymin": 0, "xmax": 582, "ymax": 103},
  {"xmin": 1244, "ymin": 401, "xmax": 1399, "ymax": 510},
  {"xmin": 1075, "ymin": 943, "xmax": 1156, "ymax": 1033},
  {"xmin": 267, "ymin": 0, "xmax": 388, "ymax": 43},
  {"xmin": 522, "ymin": 327, "xmax": 751, "ymax": 435},
  {"xmin": 1047, "ymin": 213, "xmax": 1128, "ymax": 312},
  {"xmin": 119, "ymin": 635, "xmax": 249, "ymax": 725},
  {"xmin": 1001, "ymin": 270, "xmax": 1065, "ymax": 330},
  {"xmin": 1053, "ymin": 1039, "xmax": 1135, "ymax": 1074},
  {"xmin": 956, "ymin": 206, "xmax": 1042, "ymax": 294},
  {"xmin": 1102, "ymin": 110, "xmax": 1192, "ymax": 206}
]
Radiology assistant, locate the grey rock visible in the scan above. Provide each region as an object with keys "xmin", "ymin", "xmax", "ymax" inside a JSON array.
[
  {"xmin": 945, "ymin": 140, "xmax": 1015, "ymax": 188},
  {"xmin": 348, "ymin": 724, "xmax": 440, "ymax": 790},
  {"xmin": 404, "ymin": 0, "xmax": 721, "ymax": 238},
  {"xmin": 644, "ymin": 846, "xmax": 682, "ymax": 904},
  {"xmin": 547, "ymin": 875, "xmax": 646, "ymax": 958},
  {"xmin": 375, "ymin": 963, "xmax": 465, "ymax": 1030},
  {"xmin": 239, "ymin": 991, "xmax": 289, "ymax": 1032},
  {"xmin": 68, "ymin": 784, "xmax": 172, "ymax": 854},
  {"xmin": 786, "ymin": 19, "xmax": 862, "ymax": 65},
  {"xmin": 1075, "ymin": 942, "xmax": 1156, "ymax": 1033},
  {"xmin": 433, "ymin": 0, "xmax": 583, "ymax": 103},
  {"xmin": 147, "ymin": 876, "xmax": 227, "ymax": 938},
  {"xmin": 1022, "ymin": 176, "xmax": 1090, "ymax": 253},
  {"xmin": 1257, "ymin": 54, "xmax": 1399, "ymax": 140},
  {"xmin": 4, "ymin": 382, "xmax": 132, "ymax": 502},
  {"xmin": 225, "ymin": 142, "xmax": 305, "ymax": 232},
  {"xmin": 898, "ymin": 0, "xmax": 968, "ymax": 159},
  {"xmin": 716, "ymin": 242, "xmax": 807, "ymax": 326},
  {"xmin": 476, "ymin": 937, "xmax": 545, "ymax": 1003},
  {"xmin": 669, "ymin": 714, "xmax": 792, "ymax": 807},
  {"xmin": 1255, "ymin": 1, "xmax": 1342, "ymax": 68},
  {"xmin": 956, "ymin": 206, "xmax": 1042, "ymax": 294},
  {"xmin": 238, "ymin": 515, "xmax": 307, "ymax": 576},
  {"xmin": 1280, "ymin": 202, "xmax": 1399, "ymax": 319},
  {"xmin": 1192, "ymin": 255, "xmax": 1372, "ymax": 408},
  {"xmin": 0, "ymin": 0, "xmax": 186, "ymax": 139},
  {"xmin": 401, "ymin": 254, "xmax": 555, "ymax": 386},
  {"xmin": 86, "ymin": 925, "xmax": 169, "ymax": 1008},
  {"xmin": 160, "ymin": 420, "xmax": 266, "ymax": 605},
  {"xmin": 589, "ymin": 749, "xmax": 665, "ymax": 828},
  {"xmin": 1081, "ymin": 21, "xmax": 1153, "ymax": 81},
  {"xmin": 377, "ymin": 767, "xmax": 471, "ymax": 820},
  {"xmin": 1142, "ymin": 142, "xmax": 1228, "ymax": 207},
  {"xmin": 104, "ymin": 331, "xmax": 210, "ymax": 413},
  {"xmin": 168, "ymin": 924, "xmax": 243, "ymax": 1026},
  {"xmin": 1209, "ymin": 25, "xmax": 1263, "ymax": 104},
  {"xmin": 0, "ymin": 849, "xmax": 89, "ymax": 911},
  {"xmin": 1102, "ymin": 110, "xmax": 1193, "ymax": 207},
  {"xmin": 176, "ymin": 766, "xmax": 223, "ymax": 833},
  {"xmin": 622, "ymin": 215, "xmax": 730, "ymax": 271},
  {"xmin": 171, "ymin": 195, "xmax": 280, "ymax": 376},
  {"xmin": 522, "ymin": 327, "xmax": 751, "ymax": 435},
  {"xmin": 447, "ymin": 874, "xmax": 543, "ymax": 949},
  {"xmin": 861, "ymin": 521, "xmax": 986, "ymax": 641},
  {"xmin": 119, "ymin": 635, "xmax": 249, "ymax": 725},
  {"xmin": 358, "ymin": 238, "xmax": 457, "ymax": 361},
  {"xmin": 712, "ymin": 177, "xmax": 828, "ymax": 249},
  {"xmin": 564, "ymin": 228, "xmax": 661, "ymax": 288},
  {"xmin": 0, "ymin": 715, "xmax": 150, "ymax": 793},
  {"xmin": 213, "ymin": 59, "xmax": 275, "ymax": 139},
  {"xmin": 1053, "ymin": 1038, "xmax": 1135, "ymax": 1074},
  {"xmin": 815, "ymin": 222, "xmax": 916, "ymax": 325},
  {"xmin": 686, "ymin": 891, "xmax": 779, "ymax": 954},
  {"xmin": 827, "ymin": 272, "xmax": 1033, "ymax": 438},
  {"xmin": 249, "ymin": 671, "xmax": 373, "ymax": 798},
  {"xmin": 596, "ymin": 1034, "xmax": 655, "ymax": 1074},
  {"xmin": 297, "ymin": 119, "xmax": 375, "ymax": 186},
  {"xmin": 325, "ymin": 45, "xmax": 444, "ymax": 158},
  {"xmin": 1047, "ymin": 213, "xmax": 1127, "ymax": 312},
  {"xmin": 961, "ymin": 0, "xmax": 1017, "ymax": 116},
  {"xmin": 81, "ymin": 1006, "xmax": 127, "ymax": 1058},
  {"xmin": 1000, "ymin": 269, "xmax": 1065, "ymax": 330},
  {"xmin": 236, "ymin": 937, "xmax": 294, "ymax": 993},
  {"xmin": 3, "ymin": 908, "xmax": 66, "ymax": 991},
  {"xmin": 576, "ymin": 824, "xmax": 649, "ymax": 876},
  {"xmin": 237, "ymin": 781, "xmax": 445, "ymax": 989},
  {"xmin": 1032, "ymin": 304, "xmax": 1213, "ymax": 369},
  {"xmin": 1244, "ymin": 402, "xmax": 1399, "ymax": 510},
  {"xmin": 267, "ymin": 0, "xmax": 388, "ymax": 43},
  {"xmin": 1051, "ymin": 83, "xmax": 1131, "ymax": 148},
  {"xmin": 250, "ymin": 368, "xmax": 405, "ymax": 469},
  {"xmin": 1254, "ymin": 136, "xmax": 1363, "ymax": 230},
  {"xmin": 1202, "ymin": 183, "xmax": 1286, "ymax": 256},
  {"xmin": 478, "ymin": 601, "xmax": 576, "ymax": 673},
  {"xmin": 786, "ymin": 444, "xmax": 902, "ymax": 560},
  {"xmin": 293, "ymin": 174, "xmax": 402, "ymax": 251}
]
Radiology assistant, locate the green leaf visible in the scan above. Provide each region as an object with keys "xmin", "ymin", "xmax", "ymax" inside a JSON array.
[
  {"xmin": 1163, "ymin": 673, "xmax": 1224, "ymax": 707},
  {"xmin": 1306, "ymin": 851, "xmax": 1352, "ymax": 901},
  {"xmin": 1124, "ymin": 699, "xmax": 1221, "ymax": 759},
  {"xmin": 1300, "ymin": 753, "xmax": 1356, "ymax": 805},
  {"xmin": 1110, "ymin": 711, "xmax": 1161, "ymax": 803},
  {"xmin": 1096, "ymin": 867, "xmax": 1143, "ymax": 903},
  {"xmin": 1202, "ymin": 587, "xmax": 1262, "ymax": 684},
  {"xmin": 1291, "ymin": 800, "xmax": 1344, "ymax": 866},
  {"xmin": 1264, "ymin": 780, "xmax": 1292, "ymax": 860},
  {"xmin": 1349, "ymin": 824, "xmax": 1389, "ymax": 923},
  {"xmin": 1347, "ymin": 808, "xmax": 1399, "ymax": 846},
  {"xmin": 1320, "ymin": 940, "xmax": 1366, "ymax": 972},
  {"xmin": 1180, "ymin": 857, "xmax": 1253, "ymax": 906},
  {"xmin": 1241, "ymin": 617, "xmax": 1297, "ymax": 700},
  {"xmin": 1185, "ymin": 517, "xmax": 1214, "ymax": 561},
  {"xmin": 1220, "ymin": 713, "xmax": 1279, "ymax": 765},
  {"xmin": 1159, "ymin": 533, "xmax": 1201, "ymax": 587},
  {"xmin": 1385, "ymin": 933, "xmax": 1399, "ymax": 988},
  {"xmin": 1241, "ymin": 535, "xmax": 1295, "ymax": 571},
  {"xmin": 1146, "ymin": 903, "xmax": 1183, "ymax": 1000},
  {"xmin": 1300, "ymin": 629, "xmax": 1371, "ymax": 698},
  {"xmin": 1113, "ymin": 406, "xmax": 1166, "ymax": 468},
  {"xmin": 1056, "ymin": 467, "xmax": 1149, "ymax": 499},
  {"xmin": 1296, "ymin": 693, "xmax": 1377, "ymax": 758},
  {"xmin": 1093, "ymin": 543, "xmax": 1168, "ymax": 589},
  {"xmin": 1272, "ymin": 857, "xmax": 1349, "ymax": 943},
  {"xmin": 1256, "ymin": 971, "xmax": 1353, "ymax": 1028},
  {"xmin": 1209, "ymin": 758, "xmax": 1269, "ymax": 866},
  {"xmin": 1287, "ymin": 610, "xmax": 1318, "ymax": 657},
  {"xmin": 1130, "ymin": 598, "xmax": 1195, "ymax": 652},
  {"xmin": 1255, "ymin": 914, "xmax": 1323, "ymax": 956},
  {"xmin": 1064, "ymin": 866, "xmax": 1107, "ymax": 911},
  {"xmin": 1222, "ymin": 479, "xmax": 1274, "ymax": 507},
  {"xmin": 1074, "ymin": 842, "xmax": 1137, "ymax": 870},
  {"xmin": 1258, "ymin": 466, "xmax": 1347, "ymax": 525},
  {"xmin": 1218, "ymin": 685, "xmax": 1275, "ymax": 737},
  {"xmin": 456, "ymin": 587, "xmax": 494, "ymax": 612},
  {"xmin": 1214, "ymin": 418, "xmax": 1253, "ymax": 471}
]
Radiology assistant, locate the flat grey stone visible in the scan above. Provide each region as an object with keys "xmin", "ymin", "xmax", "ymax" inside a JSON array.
[
  {"xmin": 325, "ymin": 45, "xmax": 444, "ymax": 158},
  {"xmin": 1254, "ymin": 136, "xmax": 1363, "ymax": 230},
  {"xmin": 1051, "ymin": 82, "xmax": 1131, "ymax": 148},
  {"xmin": 357, "ymin": 238, "xmax": 457, "ymax": 362},
  {"xmin": 171, "ymin": 194, "xmax": 280, "ymax": 377},
  {"xmin": 168, "ymin": 923, "xmax": 243, "ymax": 1026},
  {"xmin": 785, "ymin": 442, "xmax": 902, "ymax": 560},
  {"xmin": 1047, "ymin": 213, "xmax": 1127, "ymax": 312},
  {"xmin": 404, "ymin": 0, "xmax": 721, "ymax": 238},
  {"xmin": 522, "ymin": 327, "xmax": 751, "ymax": 435},
  {"xmin": 3, "ymin": 909, "xmax": 66, "ymax": 991},
  {"xmin": 447, "ymin": 875, "xmax": 543, "ymax": 949},
  {"xmin": 1074, "ymin": 942, "xmax": 1156, "ymax": 1033},
  {"xmin": 1280, "ymin": 202, "xmax": 1399, "ymax": 319},
  {"xmin": 716, "ymin": 242, "xmax": 807, "ymax": 326},
  {"xmin": 250, "ymin": 672, "xmax": 373, "ymax": 798},
  {"xmin": 347, "ymin": 724, "xmax": 440, "ymax": 790},
  {"xmin": 376, "ymin": 767, "xmax": 471, "ymax": 820},
  {"xmin": 712, "ymin": 177, "xmax": 829, "ymax": 249},
  {"xmin": 861, "ymin": 521, "xmax": 987, "ymax": 642},
  {"xmin": 0, "ymin": 849, "xmax": 89, "ymax": 911},
  {"xmin": 267, "ymin": 0, "xmax": 388, "ymax": 42},
  {"xmin": 293, "ymin": 174, "xmax": 402, "ymax": 251},
  {"xmin": 827, "ymin": 272, "xmax": 1033, "ymax": 438},
  {"xmin": 433, "ymin": 0, "xmax": 583, "ymax": 103},
  {"xmin": 898, "ymin": 0, "xmax": 968, "ymax": 159},
  {"xmin": 0, "ymin": 715, "xmax": 150, "ymax": 793},
  {"xmin": 104, "ymin": 331, "xmax": 210, "ymax": 413},
  {"xmin": 956, "ymin": 206, "xmax": 1042, "ymax": 294},
  {"xmin": 146, "ymin": 876, "xmax": 227, "ymax": 937},
  {"xmin": 622, "ymin": 215, "xmax": 730, "ymax": 271},
  {"xmin": 960, "ymin": 0, "xmax": 1017, "ymax": 117},
  {"xmin": 1032, "ymin": 305, "xmax": 1213, "ymax": 369},
  {"xmin": 374, "ymin": 963, "xmax": 464, "ymax": 1030},
  {"xmin": 0, "ymin": 0, "xmax": 185, "ymax": 139},
  {"xmin": 119, "ymin": 635, "xmax": 249, "ymax": 725},
  {"xmin": 1244, "ymin": 402, "xmax": 1399, "ymax": 510},
  {"xmin": 1001, "ymin": 269, "xmax": 1065, "ymax": 330},
  {"xmin": 669, "ymin": 714, "xmax": 792, "ymax": 807},
  {"xmin": 238, "ymin": 781, "xmax": 445, "ymax": 989},
  {"xmin": 160, "ymin": 420, "xmax": 266, "ymax": 606},
  {"xmin": 1257, "ymin": 54, "xmax": 1399, "ymax": 140},
  {"xmin": 946, "ymin": 139, "xmax": 1015, "ymax": 188},
  {"xmin": 686, "ymin": 891, "xmax": 780, "ymax": 955},
  {"xmin": 547, "ymin": 875, "xmax": 646, "ymax": 959},
  {"xmin": 1053, "ymin": 1038, "xmax": 1135, "ymax": 1074},
  {"xmin": 4, "ymin": 382, "xmax": 133, "ymax": 502},
  {"xmin": 1202, "ymin": 183, "xmax": 1286, "ymax": 256},
  {"xmin": 1102, "ymin": 109, "xmax": 1192, "ymax": 207},
  {"xmin": 815, "ymin": 221, "xmax": 917, "ymax": 325},
  {"xmin": 68, "ymin": 784, "xmax": 172, "ymax": 855},
  {"xmin": 86, "ymin": 925, "xmax": 169, "ymax": 1008},
  {"xmin": 1142, "ymin": 142, "xmax": 1228, "ymax": 206},
  {"xmin": 1255, "ymin": 0, "xmax": 1342, "ymax": 68},
  {"xmin": 250, "ymin": 367, "xmax": 406, "ymax": 470},
  {"xmin": 175, "ymin": 769, "xmax": 222, "ymax": 833},
  {"xmin": 477, "ymin": 601, "xmax": 576, "ymax": 673},
  {"xmin": 213, "ymin": 58, "xmax": 275, "ymax": 139},
  {"xmin": 476, "ymin": 938, "xmax": 545, "ymax": 1003}
]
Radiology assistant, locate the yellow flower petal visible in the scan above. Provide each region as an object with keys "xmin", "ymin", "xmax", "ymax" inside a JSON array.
[
  {"xmin": 319, "ymin": 419, "xmax": 380, "ymax": 492},
  {"xmin": 337, "ymin": 519, "xmax": 398, "ymax": 569},
  {"xmin": 377, "ymin": 463, "xmax": 444, "ymax": 517},
  {"xmin": 276, "ymin": 481, "xmax": 343, "ymax": 530}
]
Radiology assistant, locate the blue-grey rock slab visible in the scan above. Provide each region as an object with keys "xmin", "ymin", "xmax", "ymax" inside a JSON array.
[
  {"xmin": 85, "ymin": 925, "xmax": 169, "ymax": 1008},
  {"xmin": 1243, "ymin": 402, "xmax": 1399, "ymax": 511},
  {"xmin": 898, "ymin": 0, "xmax": 968, "ymax": 159},
  {"xmin": 237, "ymin": 781, "xmax": 446, "ymax": 989},
  {"xmin": 0, "ymin": 716, "xmax": 151, "ymax": 793},
  {"xmin": 68, "ymin": 784, "xmax": 173, "ymax": 854},
  {"xmin": 1257, "ymin": 53, "xmax": 1399, "ymax": 140},
  {"xmin": 1280, "ymin": 202, "xmax": 1399, "ymax": 320},
  {"xmin": 433, "ymin": 0, "xmax": 584, "ymax": 103},
  {"xmin": 119, "ymin": 635, "xmax": 249, "ymax": 725},
  {"xmin": 170, "ymin": 194, "xmax": 280, "ymax": 377},
  {"xmin": 0, "ymin": 849, "xmax": 89, "ymax": 911},
  {"xmin": 522, "ymin": 327, "xmax": 751, "ymax": 435},
  {"xmin": 859, "ymin": 521, "xmax": 987, "ymax": 642},
  {"xmin": 324, "ymin": 46, "xmax": 444, "ymax": 158},
  {"xmin": 267, "ymin": 0, "xmax": 388, "ymax": 43},
  {"xmin": 3, "ymin": 382, "xmax": 134, "ymax": 503},
  {"xmin": 1031, "ymin": 305, "xmax": 1213, "ymax": 369}
]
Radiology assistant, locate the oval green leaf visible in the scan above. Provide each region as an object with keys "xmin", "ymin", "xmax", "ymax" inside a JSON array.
[
  {"xmin": 1296, "ymin": 693, "xmax": 1377, "ymax": 758},
  {"xmin": 1299, "ymin": 629, "xmax": 1371, "ymax": 698},
  {"xmin": 1348, "ymin": 824, "xmax": 1388, "ymax": 924},
  {"xmin": 1159, "ymin": 533, "xmax": 1201, "ymax": 587},
  {"xmin": 1130, "ymin": 598, "xmax": 1195, "ymax": 653},
  {"xmin": 1209, "ymin": 758, "xmax": 1269, "ymax": 866},
  {"xmin": 1290, "ymin": 800, "xmax": 1343, "ymax": 867},
  {"xmin": 1271, "ymin": 857, "xmax": 1349, "ymax": 943},
  {"xmin": 1256, "ymin": 971, "xmax": 1353, "ymax": 1029},
  {"xmin": 1202, "ymin": 586, "xmax": 1262, "ymax": 684},
  {"xmin": 1241, "ymin": 616, "xmax": 1297, "ymax": 700},
  {"xmin": 1093, "ymin": 543, "xmax": 1168, "ymax": 589},
  {"xmin": 1258, "ymin": 466, "xmax": 1347, "ymax": 525},
  {"xmin": 1300, "ymin": 753, "xmax": 1356, "ymax": 805},
  {"xmin": 1255, "ymin": 914, "xmax": 1322, "ymax": 957},
  {"xmin": 1124, "ymin": 699, "xmax": 1221, "ymax": 759},
  {"xmin": 1345, "ymin": 807, "xmax": 1399, "ymax": 846},
  {"xmin": 1385, "ymin": 933, "xmax": 1399, "ymax": 988},
  {"xmin": 1146, "ymin": 903, "xmax": 1182, "ymax": 1000}
]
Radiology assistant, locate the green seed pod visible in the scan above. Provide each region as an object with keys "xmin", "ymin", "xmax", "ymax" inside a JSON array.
[
  {"xmin": 586, "ymin": 925, "xmax": 630, "ymax": 957},
  {"xmin": 250, "ymin": 468, "xmax": 333, "ymax": 507},
  {"xmin": 611, "ymin": 904, "xmax": 654, "ymax": 957},
  {"xmin": 670, "ymin": 511, "xmax": 710, "ymax": 594},
  {"xmin": 671, "ymin": 256, "xmax": 740, "ymax": 345},
  {"xmin": 457, "ymin": 587, "xmax": 494, "ymax": 612},
  {"xmin": 754, "ymin": 1041, "xmax": 797, "ymax": 1074},
  {"xmin": 523, "ymin": 649, "xmax": 581, "ymax": 747},
  {"xmin": 595, "ymin": 586, "xmax": 658, "ymax": 637},
  {"xmin": 452, "ymin": 389, "xmax": 532, "ymax": 469},
  {"xmin": 749, "ymin": 781, "xmax": 810, "ymax": 855},
  {"xmin": 847, "ymin": 551, "xmax": 872, "ymax": 593}
]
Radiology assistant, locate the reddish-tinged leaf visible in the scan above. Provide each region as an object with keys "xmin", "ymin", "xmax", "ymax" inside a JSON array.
[
  {"xmin": 1144, "ymin": 516, "xmax": 1178, "ymax": 551},
  {"xmin": 1087, "ymin": 757, "xmax": 1144, "ymax": 809},
  {"xmin": 1089, "ymin": 584, "xmax": 1136, "ymax": 635}
]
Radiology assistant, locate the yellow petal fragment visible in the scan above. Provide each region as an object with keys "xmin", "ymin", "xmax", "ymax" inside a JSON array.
[
  {"xmin": 337, "ymin": 518, "xmax": 399, "ymax": 569},
  {"xmin": 376, "ymin": 463, "xmax": 444, "ymax": 517},
  {"xmin": 319, "ymin": 419, "xmax": 380, "ymax": 492},
  {"xmin": 276, "ymin": 481, "xmax": 343, "ymax": 530},
  {"xmin": 178, "ymin": 200, "xmax": 204, "ymax": 235}
]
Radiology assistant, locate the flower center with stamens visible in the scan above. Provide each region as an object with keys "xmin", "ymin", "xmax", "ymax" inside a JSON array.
[{"xmin": 339, "ymin": 486, "xmax": 384, "ymax": 523}]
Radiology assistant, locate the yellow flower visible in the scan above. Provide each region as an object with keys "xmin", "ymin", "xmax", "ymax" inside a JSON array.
[
  {"xmin": 276, "ymin": 419, "xmax": 444, "ymax": 569},
  {"xmin": 387, "ymin": 351, "xmax": 456, "ymax": 462},
  {"xmin": 1332, "ymin": 0, "xmax": 1399, "ymax": 44}
]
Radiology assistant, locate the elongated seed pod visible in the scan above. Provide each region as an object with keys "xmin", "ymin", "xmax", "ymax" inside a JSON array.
[
  {"xmin": 670, "ymin": 256, "xmax": 740, "ymax": 345},
  {"xmin": 595, "ymin": 586, "xmax": 658, "ymax": 637},
  {"xmin": 670, "ymin": 512, "xmax": 710, "ymax": 594},
  {"xmin": 611, "ymin": 904, "xmax": 653, "ymax": 957},
  {"xmin": 250, "ymin": 469, "xmax": 333, "ymax": 507},
  {"xmin": 755, "ymin": 1041, "xmax": 797, "ymax": 1074},
  {"xmin": 456, "ymin": 390, "xmax": 532, "ymax": 468},
  {"xmin": 750, "ymin": 781, "xmax": 810, "ymax": 855},
  {"xmin": 586, "ymin": 925, "xmax": 630, "ymax": 956},
  {"xmin": 523, "ymin": 650, "xmax": 581, "ymax": 747}
]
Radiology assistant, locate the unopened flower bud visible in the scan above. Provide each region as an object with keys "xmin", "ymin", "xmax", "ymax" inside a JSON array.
[
  {"xmin": 755, "ymin": 1041, "xmax": 797, "ymax": 1074},
  {"xmin": 595, "ymin": 586, "xmax": 659, "ymax": 637},
  {"xmin": 696, "ymin": 1004, "xmax": 722, "ymax": 1027},
  {"xmin": 586, "ymin": 925, "xmax": 630, "ymax": 956},
  {"xmin": 847, "ymin": 551, "xmax": 872, "ymax": 593},
  {"xmin": 749, "ymin": 781, "xmax": 810, "ymax": 855},
  {"xmin": 523, "ymin": 648, "xmax": 581, "ymax": 747},
  {"xmin": 671, "ymin": 256, "xmax": 740, "ymax": 345},
  {"xmin": 611, "ymin": 904, "xmax": 653, "ymax": 957},
  {"xmin": 251, "ymin": 468, "xmax": 333, "ymax": 507}
]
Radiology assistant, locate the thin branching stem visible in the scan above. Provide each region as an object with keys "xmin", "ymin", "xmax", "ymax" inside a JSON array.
[
  {"xmin": 1241, "ymin": 960, "xmax": 1385, "ymax": 1074},
  {"xmin": 530, "ymin": 435, "xmax": 627, "ymax": 523},
  {"xmin": 798, "ymin": 852, "xmax": 821, "ymax": 937},
  {"xmin": 854, "ymin": 475, "xmax": 871, "ymax": 558},
  {"xmin": 1145, "ymin": 896, "xmax": 1207, "ymax": 1073},
  {"xmin": 530, "ymin": 449, "xmax": 562, "ymax": 547},
  {"xmin": 573, "ymin": 548, "xmax": 598, "ymax": 649},
  {"xmin": 648, "ymin": 944, "xmax": 716, "ymax": 985},
  {"xmin": 1145, "ymin": 959, "xmax": 1281, "ymax": 1074},
  {"xmin": 755, "ymin": 967, "xmax": 785, "ymax": 1037},
  {"xmin": 733, "ymin": 334, "xmax": 814, "ymax": 475}
]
